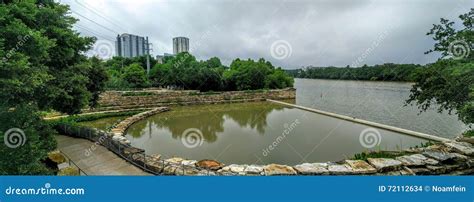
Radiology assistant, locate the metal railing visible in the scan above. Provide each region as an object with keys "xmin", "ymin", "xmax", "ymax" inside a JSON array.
[
  {"xmin": 55, "ymin": 123, "xmax": 215, "ymax": 176},
  {"xmin": 57, "ymin": 150, "xmax": 88, "ymax": 176}
]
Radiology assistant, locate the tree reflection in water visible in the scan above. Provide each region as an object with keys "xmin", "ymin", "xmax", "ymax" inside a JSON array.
[{"xmin": 126, "ymin": 102, "xmax": 288, "ymax": 142}]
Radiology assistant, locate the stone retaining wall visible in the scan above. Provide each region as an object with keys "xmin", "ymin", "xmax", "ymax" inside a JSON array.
[
  {"xmin": 93, "ymin": 88, "xmax": 295, "ymax": 111},
  {"xmin": 107, "ymin": 108, "xmax": 474, "ymax": 176}
]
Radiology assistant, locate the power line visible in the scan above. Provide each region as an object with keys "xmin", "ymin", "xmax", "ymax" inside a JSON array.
[
  {"xmin": 70, "ymin": 9, "xmax": 120, "ymax": 34},
  {"xmin": 74, "ymin": 0, "xmax": 129, "ymax": 33},
  {"xmin": 75, "ymin": 24, "xmax": 116, "ymax": 41}
]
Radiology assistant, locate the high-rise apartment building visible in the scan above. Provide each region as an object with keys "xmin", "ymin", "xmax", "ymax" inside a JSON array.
[{"xmin": 116, "ymin": 33, "xmax": 148, "ymax": 58}]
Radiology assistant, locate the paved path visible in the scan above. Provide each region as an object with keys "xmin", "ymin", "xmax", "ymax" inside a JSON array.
[{"xmin": 56, "ymin": 135, "xmax": 150, "ymax": 175}]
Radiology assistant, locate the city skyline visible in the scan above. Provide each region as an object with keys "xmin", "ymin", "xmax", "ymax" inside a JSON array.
[{"xmin": 66, "ymin": 0, "xmax": 473, "ymax": 68}]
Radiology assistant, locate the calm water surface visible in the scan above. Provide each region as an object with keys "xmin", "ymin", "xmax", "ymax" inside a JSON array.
[
  {"xmin": 125, "ymin": 102, "xmax": 426, "ymax": 165},
  {"xmin": 294, "ymin": 78, "xmax": 469, "ymax": 138},
  {"xmin": 85, "ymin": 79, "xmax": 469, "ymax": 165}
]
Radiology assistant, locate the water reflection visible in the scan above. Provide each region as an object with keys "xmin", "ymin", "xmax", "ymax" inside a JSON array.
[{"xmin": 126, "ymin": 102, "xmax": 286, "ymax": 142}]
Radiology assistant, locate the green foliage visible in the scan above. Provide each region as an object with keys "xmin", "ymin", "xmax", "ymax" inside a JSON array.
[
  {"xmin": 48, "ymin": 110, "xmax": 144, "ymax": 124},
  {"xmin": 149, "ymin": 53, "xmax": 293, "ymax": 91},
  {"xmin": 407, "ymin": 9, "xmax": 474, "ymax": 127},
  {"xmin": 352, "ymin": 151, "xmax": 409, "ymax": 161},
  {"xmin": 293, "ymin": 63, "xmax": 422, "ymax": 81},
  {"xmin": 122, "ymin": 63, "xmax": 149, "ymax": 88},
  {"xmin": 122, "ymin": 91, "xmax": 154, "ymax": 96},
  {"xmin": 0, "ymin": 1, "xmax": 107, "ymax": 174},
  {"xmin": 463, "ymin": 130, "xmax": 474, "ymax": 137},
  {"xmin": 0, "ymin": 104, "xmax": 56, "ymax": 175}
]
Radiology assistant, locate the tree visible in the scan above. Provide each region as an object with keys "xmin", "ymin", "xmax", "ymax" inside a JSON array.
[
  {"xmin": 407, "ymin": 9, "xmax": 474, "ymax": 134},
  {"xmin": 0, "ymin": 1, "xmax": 105, "ymax": 174},
  {"xmin": 123, "ymin": 63, "xmax": 149, "ymax": 88}
]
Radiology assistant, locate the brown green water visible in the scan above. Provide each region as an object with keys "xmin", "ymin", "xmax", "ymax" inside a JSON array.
[{"xmin": 124, "ymin": 102, "xmax": 426, "ymax": 165}]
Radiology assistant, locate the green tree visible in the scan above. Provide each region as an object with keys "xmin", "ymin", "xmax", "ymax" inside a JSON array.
[
  {"xmin": 407, "ymin": 9, "xmax": 473, "ymax": 135},
  {"xmin": 123, "ymin": 63, "xmax": 149, "ymax": 88},
  {"xmin": 0, "ymin": 1, "xmax": 105, "ymax": 174}
]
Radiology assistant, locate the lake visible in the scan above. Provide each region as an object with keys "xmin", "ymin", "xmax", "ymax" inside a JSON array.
[
  {"xmin": 86, "ymin": 78, "xmax": 469, "ymax": 165},
  {"xmin": 124, "ymin": 102, "xmax": 427, "ymax": 165},
  {"xmin": 294, "ymin": 78, "xmax": 469, "ymax": 139}
]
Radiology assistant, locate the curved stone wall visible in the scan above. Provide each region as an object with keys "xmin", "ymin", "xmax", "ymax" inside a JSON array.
[{"xmin": 109, "ymin": 108, "xmax": 474, "ymax": 176}]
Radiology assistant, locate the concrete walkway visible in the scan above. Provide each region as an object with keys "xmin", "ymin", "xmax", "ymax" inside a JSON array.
[{"xmin": 56, "ymin": 135, "xmax": 150, "ymax": 175}]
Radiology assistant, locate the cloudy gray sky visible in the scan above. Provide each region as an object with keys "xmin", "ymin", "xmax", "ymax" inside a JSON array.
[{"xmin": 63, "ymin": 0, "xmax": 473, "ymax": 69}]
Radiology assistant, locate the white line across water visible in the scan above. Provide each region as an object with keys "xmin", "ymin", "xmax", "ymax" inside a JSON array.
[{"xmin": 267, "ymin": 99, "xmax": 450, "ymax": 142}]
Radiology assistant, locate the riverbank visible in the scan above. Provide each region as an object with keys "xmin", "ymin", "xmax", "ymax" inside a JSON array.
[{"xmin": 90, "ymin": 88, "xmax": 296, "ymax": 112}]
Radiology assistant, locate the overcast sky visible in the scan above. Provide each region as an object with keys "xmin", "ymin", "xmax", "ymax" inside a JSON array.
[{"xmin": 63, "ymin": 0, "xmax": 473, "ymax": 69}]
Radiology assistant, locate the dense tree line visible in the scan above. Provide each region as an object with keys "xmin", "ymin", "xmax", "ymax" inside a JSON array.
[
  {"xmin": 289, "ymin": 63, "xmax": 423, "ymax": 82},
  {"xmin": 104, "ymin": 52, "xmax": 294, "ymax": 91}
]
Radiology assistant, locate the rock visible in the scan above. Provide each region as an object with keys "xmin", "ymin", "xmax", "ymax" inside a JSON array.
[
  {"xmin": 293, "ymin": 163, "xmax": 329, "ymax": 175},
  {"xmin": 396, "ymin": 154, "xmax": 438, "ymax": 166},
  {"xmin": 221, "ymin": 164, "xmax": 247, "ymax": 174},
  {"xmin": 443, "ymin": 141, "xmax": 474, "ymax": 156},
  {"xmin": 244, "ymin": 165, "xmax": 264, "ymax": 175},
  {"xmin": 145, "ymin": 158, "xmax": 165, "ymax": 173},
  {"xmin": 328, "ymin": 164, "xmax": 354, "ymax": 175},
  {"xmin": 195, "ymin": 159, "xmax": 224, "ymax": 171},
  {"xmin": 164, "ymin": 157, "xmax": 185, "ymax": 165},
  {"xmin": 406, "ymin": 167, "xmax": 431, "ymax": 175},
  {"xmin": 422, "ymin": 151, "xmax": 457, "ymax": 162},
  {"xmin": 175, "ymin": 167, "xmax": 200, "ymax": 176},
  {"xmin": 163, "ymin": 165, "xmax": 179, "ymax": 175},
  {"xmin": 181, "ymin": 160, "xmax": 197, "ymax": 166},
  {"xmin": 367, "ymin": 158, "xmax": 402, "ymax": 172},
  {"xmin": 123, "ymin": 147, "xmax": 144, "ymax": 155},
  {"xmin": 263, "ymin": 164, "xmax": 297, "ymax": 176},
  {"xmin": 345, "ymin": 160, "xmax": 376, "ymax": 174}
]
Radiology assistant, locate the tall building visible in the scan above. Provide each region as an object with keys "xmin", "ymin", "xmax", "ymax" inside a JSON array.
[
  {"xmin": 173, "ymin": 37, "xmax": 189, "ymax": 54},
  {"xmin": 116, "ymin": 33, "xmax": 149, "ymax": 58}
]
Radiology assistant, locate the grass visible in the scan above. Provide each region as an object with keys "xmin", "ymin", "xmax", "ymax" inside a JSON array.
[
  {"xmin": 122, "ymin": 91, "xmax": 155, "ymax": 96},
  {"xmin": 351, "ymin": 151, "xmax": 410, "ymax": 161},
  {"xmin": 463, "ymin": 130, "xmax": 474, "ymax": 137},
  {"xmin": 351, "ymin": 141, "xmax": 436, "ymax": 161},
  {"xmin": 57, "ymin": 167, "xmax": 80, "ymax": 176},
  {"xmin": 188, "ymin": 91, "xmax": 221, "ymax": 96},
  {"xmin": 65, "ymin": 110, "xmax": 144, "ymax": 123}
]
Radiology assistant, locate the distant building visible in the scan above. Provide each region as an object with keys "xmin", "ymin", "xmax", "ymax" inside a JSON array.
[
  {"xmin": 116, "ymin": 33, "xmax": 148, "ymax": 58},
  {"xmin": 173, "ymin": 37, "xmax": 189, "ymax": 54}
]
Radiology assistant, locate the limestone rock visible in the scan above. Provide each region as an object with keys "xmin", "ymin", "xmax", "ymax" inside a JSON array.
[
  {"xmin": 422, "ymin": 151, "xmax": 457, "ymax": 162},
  {"xmin": 443, "ymin": 141, "xmax": 474, "ymax": 156},
  {"xmin": 396, "ymin": 154, "xmax": 438, "ymax": 166},
  {"xmin": 293, "ymin": 163, "xmax": 329, "ymax": 175},
  {"xmin": 164, "ymin": 157, "xmax": 185, "ymax": 165},
  {"xmin": 263, "ymin": 164, "xmax": 297, "ymax": 175},
  {"xmin": 345, "ymin": 160, "xmax": 376, "ymax": 174},
  {"xmin": 367, "ymin": 158, "xmax": 402, "ymax": 172},
  {"xmin": 244, "ymin": 165, "xmax": 264, "ymax": 175},
  {"xmin": 195, "ymin": 159, "xmax": 224, "ymax": 171},
  {"xmin": 328, "ymin": 164, "xmax": 354, "ymax": 175}
]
